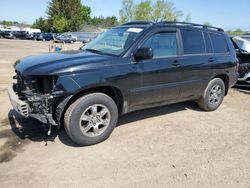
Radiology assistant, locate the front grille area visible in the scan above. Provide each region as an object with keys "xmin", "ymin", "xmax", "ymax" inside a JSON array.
[
  {"xmin": 18, "ymin": 103, "xmax": 29, "ymax": 117},
  {"xmin": 238, "ymin": 72, "xmax": 245, "ymax": 78},
  {"xmin": 238, "ymin": 63, "xmax": 250, "ymax": 78}
]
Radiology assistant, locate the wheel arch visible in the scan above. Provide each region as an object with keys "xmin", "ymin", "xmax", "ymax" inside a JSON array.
[
  {"xmin": 212, "ymin": 74, "xmax": 229, "ymax": 95},
  {"xmin": 56, "ymin": 85, "xmax": 125, "ymax": 125}
]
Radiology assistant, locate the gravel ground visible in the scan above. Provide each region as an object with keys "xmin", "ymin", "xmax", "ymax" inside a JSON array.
[{"xmin": 0, "ymin": 39, "xmax": 249, "ymax": 188}]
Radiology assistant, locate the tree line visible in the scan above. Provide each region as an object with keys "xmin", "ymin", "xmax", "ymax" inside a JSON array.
[
  {"xmin": 1, "ymin": 0, "xmax": 249, "ymax": 34},
  {"xmin": 31, "ymin": 0, "xmax": 119, "ymax": 32}
]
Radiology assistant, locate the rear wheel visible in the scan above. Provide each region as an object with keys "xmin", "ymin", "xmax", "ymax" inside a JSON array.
[
  {"xmin": 64, "ymin": 93, "xmax": 118, "ymax": 146},
  {"xmin": 197, "ymin": 78, "xmax": 225, "ymax": 111}
]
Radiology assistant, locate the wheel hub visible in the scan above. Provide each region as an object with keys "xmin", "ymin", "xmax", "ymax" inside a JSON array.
[
  {"xmin": 209, "ymin": 84, "xmax": 222, "ymax": 105},
  {"xmin": 79, "ymin": 104, "xmax": 111, "ymax": 137}
]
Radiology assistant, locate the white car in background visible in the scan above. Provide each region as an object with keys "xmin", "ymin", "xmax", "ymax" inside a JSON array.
[
  {"xmin": 231, "ymin": 36, "xmax": 250, "ymax": 86},
  {"xmin": 67, "ymin": 34, "xmax": 77, "ymax": 41}
]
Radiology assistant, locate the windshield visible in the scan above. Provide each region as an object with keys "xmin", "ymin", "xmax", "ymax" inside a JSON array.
[{"xmin": 82, "ymin": 27, "xmax": 145, "ymax": 56}]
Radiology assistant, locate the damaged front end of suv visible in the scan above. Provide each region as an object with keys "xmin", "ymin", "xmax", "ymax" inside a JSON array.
[
  {"xmin": 7, "ymin": 52, "xmax": 96, "ymax": 133},
  {"xmin": 10, "ymin": 73, "xmax": 60, "ymax": 126},
  {"xmin": 8, "ymin": 71, "xmax": 75, "ymax": 135},
  {"xmin": 8, "ymin": 49, "xmax": 120, "ymax": 135}
]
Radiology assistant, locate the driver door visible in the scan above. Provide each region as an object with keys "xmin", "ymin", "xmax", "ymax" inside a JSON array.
[{"xmin": 129, "ymin": 29, "xmax": 182, "ymax": 110}]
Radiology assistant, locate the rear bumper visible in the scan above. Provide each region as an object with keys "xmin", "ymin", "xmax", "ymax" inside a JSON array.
[
  {"xmin": 229, "ymin": 73, "xmax": 239, "ymax": 88},
  {"xmin": 7, "ymin": 85, "xmax": 29, "ymax": 117}
]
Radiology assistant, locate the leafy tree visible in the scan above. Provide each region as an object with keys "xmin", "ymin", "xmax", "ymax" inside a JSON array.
[
  {"xmin": 149, "ymin": 0, "xmax": 183, "ymax": 21},
  {"xmin": 227, "ymin": 29, "xmax": 249, "ymax": 35},
  {"xmin": 119, "ymin": 0, "xmax": 135, "ymax": 23},
  {"xmin": 184, "ymin": 14, "xmax": 191, "ymax": 22},
  {"xmin": 46, "ymin": 0, "xmax": 91, "ymax": 32},
  {"xmin": 104, "ymin": 16, "xmax": 119, "ymax": 27},
  {"xmin": 203, "ymin": 21, "xmax": 213, "ymax": 26},
  {"xmin": 133, "ymin": 0, "xmax": 153, "ymax": 21},
  {"xmin": 0, "ymin": 20, "xmax": 14, "ymax": 26},
  {"xmin": 119, "ymin": 0, "xmax": 183, "ymax": 23},
  {"xmin": 90, "ymin": 16, "xmax": 118, "ymax": 27},
  {"xmin": 52, "ymin": 16, "xmax": 69, "ymax": 33},
  {"xmin": 32, "ymin": 17, "xmax": 50, "ymax": 32},
  {"xmin": 81, "ymin": 5, "xmax": 91, "ymax": 23}
]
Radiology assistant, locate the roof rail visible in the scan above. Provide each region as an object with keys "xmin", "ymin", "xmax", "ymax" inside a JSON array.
[
  {"xmin": 158, "ymin": 21, "xmax": 224, "ymax": 32},
  {"xmin": 122, "ymin": 21, "xmax": 154, "ymax": 26}
]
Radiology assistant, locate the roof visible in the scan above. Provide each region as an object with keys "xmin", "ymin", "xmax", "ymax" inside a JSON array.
[{"xmin": 122, "ymin": 21, "xmax": 224, "ymax": 32}]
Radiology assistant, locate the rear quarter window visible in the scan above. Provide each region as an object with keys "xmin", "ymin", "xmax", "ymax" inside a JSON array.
[{"xmin": 209, "ymin": 33, "xmax": 229, "ymax": 53}]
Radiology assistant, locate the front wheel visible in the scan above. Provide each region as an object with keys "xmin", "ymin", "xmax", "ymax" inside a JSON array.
[
  {"xmin": 197, "ymin": 78, "xmax": 225, "ymax": 111},
  {"xmin": 64, "ymin": 93, "xmax": 118, "ymax": 146}
]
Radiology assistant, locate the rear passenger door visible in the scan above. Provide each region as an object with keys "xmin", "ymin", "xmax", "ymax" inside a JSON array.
[
  {"xmin": 179, "ymin": 29, "xmax": 214, "ymax": 100},
  {"xmin": 209, "ymin": 32, "xmax": 231, "ymax": 69}
]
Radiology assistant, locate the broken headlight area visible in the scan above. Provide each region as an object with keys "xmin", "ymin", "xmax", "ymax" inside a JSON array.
[{"xmin": 14, "ymin": 73, "xmax": 58, "ymax": 98}]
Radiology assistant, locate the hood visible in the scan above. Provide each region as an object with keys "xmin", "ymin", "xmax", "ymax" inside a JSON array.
[{"xmin": 14, "ymin": 50, "xmax": 118, "ymax": 76}]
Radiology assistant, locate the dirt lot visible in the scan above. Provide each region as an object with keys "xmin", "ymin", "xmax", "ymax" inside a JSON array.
[{"xmin": 0, "ymin": 39, "xmax": 249, "ymax": 188}]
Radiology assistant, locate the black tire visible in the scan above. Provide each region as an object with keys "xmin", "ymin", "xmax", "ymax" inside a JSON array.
[
  {"xmin": 197, "ymin": 78, "xmax": 225, "ymax": 111},
  {"xmin": 64, "ymin": 93, "xmax": 118, "ymax": 146}
]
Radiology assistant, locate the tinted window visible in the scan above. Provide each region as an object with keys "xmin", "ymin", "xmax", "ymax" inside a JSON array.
[
  {"xmin": 210, "ymin": 33, "xmax": 229, "ymax": 53},
  {"xmin": 142, "ymin": 32, "xmax": 177, "ymax": 58},
  {"xmin": 181, "ymin": 29, "xmax": 205, "ymax": 54},
  {"xmin": 204, "ymin": 32, "xmax": 213, "ymax": 53}
]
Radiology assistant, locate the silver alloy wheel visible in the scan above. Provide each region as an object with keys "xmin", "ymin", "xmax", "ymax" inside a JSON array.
[
  {"xmin": 79, "ymin": 104, "xmax": 111, "ymax": 137},
  {"xmin": 209, "ymin": 84, "xmax": 222, "ymax": 105}
]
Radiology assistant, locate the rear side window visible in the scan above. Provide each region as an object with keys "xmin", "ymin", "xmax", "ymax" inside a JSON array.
[
  {"xmin": 210, "ymin": 33, "xmax": 229, "ymax": 53},
  {"xmin": 204, "ymin": 32, "xmax": 213, "ymax": 53},
  {"xmin": 181, "ymin": 29, "xmax": 205, "ymax": 54}
]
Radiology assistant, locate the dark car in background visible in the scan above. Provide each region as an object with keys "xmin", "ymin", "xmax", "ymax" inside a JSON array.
[
  {"xmin": 26, "ymin": 32, "xmax": 41, "ymax": 40},
  {"xmin": 0, "ymin": 30, "xmax": 5, "ymax": 38},
  {"xmin": 34, "ymin": 33, "xmax": 54, "ymax": 41},
  {"xmin": 8, "ymin": 21, "xmax": 238, "ymax": 146},
  {"xmin": 231, "ymin": 36, "xmax": 250, "ymax": 86},
  {"xmin": 42, "ymin": 33, "xmax": 54, "ymax": 41},
  {"xmin": 2, "ymin": 30, "xmax": 27, "ymax": 39}
]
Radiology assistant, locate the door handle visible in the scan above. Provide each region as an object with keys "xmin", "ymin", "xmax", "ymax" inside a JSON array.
[
  {"xmin": 172, "ymin": 60, "xmax": 180, "ymax": 67},
  {"xmin": 208, "ymin": 57, "xmax": 214, "ymax": 62}
]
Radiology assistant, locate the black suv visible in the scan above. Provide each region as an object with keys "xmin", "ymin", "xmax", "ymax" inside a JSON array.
[{"xmin": 8, "ymin": 21, "xmax": 238, "ymax": 146}]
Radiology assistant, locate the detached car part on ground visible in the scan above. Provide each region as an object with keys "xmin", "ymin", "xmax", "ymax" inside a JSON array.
[
  {"xmin": 231, "ymin": 36, "xmax": 250, "ymax": 86},
  {"xmin": 8, "ymin": 21, "xmax": 238, "ymax": 146}
]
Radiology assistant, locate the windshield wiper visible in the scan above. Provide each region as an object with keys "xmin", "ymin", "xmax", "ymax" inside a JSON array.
[
  {"xmin": 83, "ymin": 48, "xmax": 103, "ymax": 54},
  {"xmin": 83, "ymin": 48, "xmax": 117, "ymax": 56}
]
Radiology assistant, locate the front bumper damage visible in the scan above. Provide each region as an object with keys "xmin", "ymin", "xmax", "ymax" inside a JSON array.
[
  {"xmin": 8, "ymin": 84, "xmax": 58, "ymax": 126},
  {"xmin": 236, "ymin": 63, "xmax": 250, "ymax": 86},
  {"xmin": 8, "ymin": 86, "xmax": 29, "ymax": 117}
]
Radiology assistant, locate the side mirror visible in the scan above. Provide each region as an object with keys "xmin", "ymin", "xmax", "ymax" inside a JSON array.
[{"xmin": 134, "ymin": 47, "xmax": 153, "ymax": 61}]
